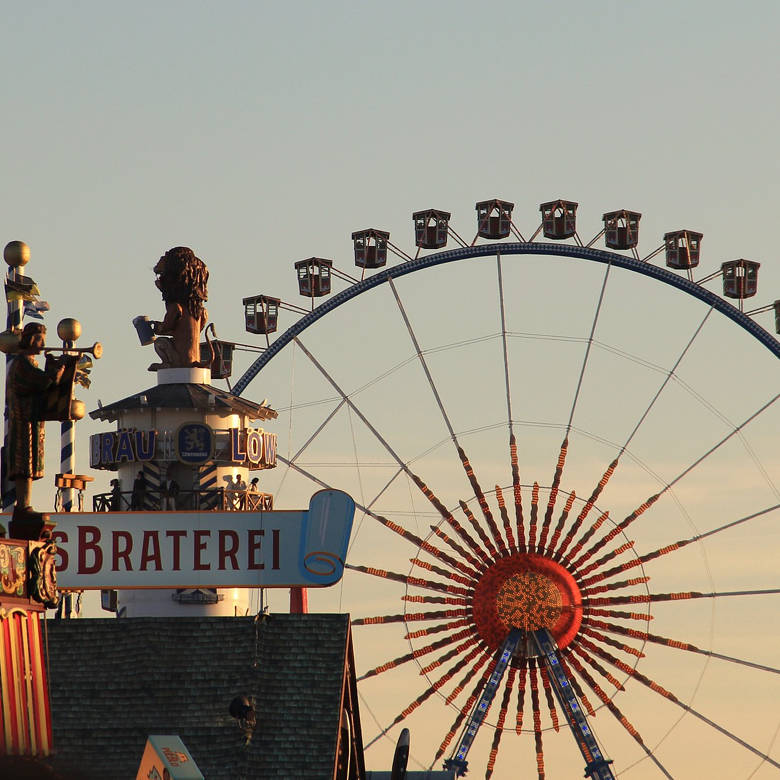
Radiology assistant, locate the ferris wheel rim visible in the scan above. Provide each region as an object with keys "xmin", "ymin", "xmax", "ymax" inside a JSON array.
[
  {"xmin": 250, "ymin": 236, "xmax": 780, "ymax": 776},
  {"xmin": 235, "ymin": 241, "xmax": 779, "ymax": 396}
]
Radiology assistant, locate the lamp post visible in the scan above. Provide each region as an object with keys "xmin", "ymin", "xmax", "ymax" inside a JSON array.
[{"xmin": 57, "ymin": 318, "xmax": 82, "ymax": 513}]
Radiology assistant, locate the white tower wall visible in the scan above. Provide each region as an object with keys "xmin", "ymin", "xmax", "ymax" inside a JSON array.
[{"xmin": 91, "ymin": 368, "xmax": 275, "ymax": 618}]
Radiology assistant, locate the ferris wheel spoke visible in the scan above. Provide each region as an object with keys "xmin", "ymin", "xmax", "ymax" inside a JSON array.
[
  {"xmin": 575, "ymin": 540, "xmax": 637, "ymax": 581},
  {"xmin": 510, "ymin": 434, "xmax": 528, "ymax": 552},
  {"xmin": 578, "ymin": 637, "xmax": 780, "ymax": 770},
  {"xmin": 553, "ymin": 461, "xmax": 618, "ymax": 563},
  {"xmin": 579, "ymin": 539, "xmax": 689, "ymax": 588},
  {"xmin": 496, "ymin": 253, "xmax": 513, "ymax": 433},
  {"xmin": 515, "ymin": 663, "xmax": 528, "ymax": 732},
  {"xmin": 358, "ymin": 628, "xmax": 478, "ymax": 682},
  {"xmin": 457, "ymin": 450, "xmax": 510, "ymax": 556},
  {"xmin": 428, "ymin": 525, "xmax": 488, "ymax": 571},
  {"xmin": 528, "ymin": 662, "xmax": 546, "ymax": 780},
  {"xmin": 619, "ymin": 307, "xmax": 715, "ymax": 456},
  {"xmin": 444, "ymin": 648, "xmax": 493, "ymax": 707},
  {"xmin": 539, "ymin": 439, "xmax": 569, "ymax": 554},
  {"xmin": 497, "ymin": 256, "xmax": 528, "ymax": 559},
  {"xmin": 579, "ymin": 503, "xmax": 780, "ymax": 587},
  {"xmin": 276, "ymin": 453, "xmax": 478, "ymax": 575},
  {"xmin": 362, "ymin": 686, "xmax": 438, "ymax": 751},
  {"xmin": 434, "ymin": 655, "xmax": 497, "ymax": 764},
  {"xmin": 405, "ymin": 619, "xmax": 473, "ymax": 642},
  {"xmin": 368, "ymin": 507, "xmax": 474, "ymax": 573},
  {"xmin": 387, "ymin": 278, "xmax": 458, "ymax": 443},
  {"xmin": 579, "ymin": 626, "xmax": 644, "ymax": 659},
  {"xmin": 346, "ymin": 466, "xmax": 407, "ymax": 557},
  {"xmin": 459, "ymin": 500, "xmax": 499, "ymax": 559},
  {"xmin": 545, "ymin": 490, "xmax": 576, "ymax": 559},
  {"xmin": 485, "ymin": 665, "xmax": 516, "ymax": 780},
  {"xmin": 389, "ymin": 278, "xmax": 511, "ymax": 554},
  {"xmin": 494, "ymin": 485, "xmax": 519, "ymax": 554},
  {"xmin": 585, "ymin": 587, "xmax": 780, "ymax": 607},
  {"xmin": 580, "ymin": 575, "xmax": 650, "ymax": 597},
  {"xmin": 346, "ymin": 563, "xmax": 469, "ymax": 596},
  {"xmin": 565, "ymin": 262, "xmax": 613, "ymax": 435},
  {"xmin": 293, "ymin": 335, "xmax": 413, "ymax": 469},
  {"xmin": 553, "ymin": 306, "xmax": 717, "ymax": 564},
  {"xmin": 543, "ymin": 258, "xmax": 612, "ymax": 553},
  {"xmin": 558, "ymin": 653, "xmax": 597, "ymax": 716},
  {"xmin": 288, "ymin": 398, "xmax": 347, "ymax": 463},
  {"xmin": 586, "ymin": 607, "xmax": 651, "ymax": 622},
  {"xmin": 412, "ymin": 473, "xmax": 493, "ymax": 565},
  {"xmin": 418, "ymin": 638, "xmax": 487, "ymax": 675},
  {"xmin": 290, "ymin": 335, "xmax": 447, "ymax": 529},
  {"xmin": 369, "ymin": 511, "xmax": 473, "ymax": 574},
  {"xmin": 364, "ymin": 643, "xmax": 489, "ymax": 750},
  {"xmin": 538, "ymin": 664, "xmax": 561, "ymax": 732},
  {"xmin": 555, "ymin": 348, "xmax": 776, "ymax": 572},
  {"xmin": 562, "ymin": 495, "xmax": 658, "ymax": 571},
  {"xmin": 664, "ymin": 392, "xmax": 780, "ymax": 493},
  {"xmin": 570, "ymin": 642, "xmax": 627, "ymax": 692},
  {"xmin": 528, "ymin": 482, "xmax": 540, "ymax": 551},
  {"xmin": 696, "ymin": 503, "xmax": 780, "ymax": 541},
  {"xmin": 410, "ymin": 557, "xmax": 476, "ymax": 585},
  {"xmin": 670, "ymin": 374, "xmax": 780, "ymax": 500},
  {"xmin": 562, "ymin": 510, "xmax": 610, "ymax": 569},
  {"xmin": 566, "ymin": 308, "xmax": 715, "ymax": 552},
  {"xmin": 352, "ymin": 609, "xmax": 470, "ymax": 627},
  {"xmin": 680, "ymin": 707, "xmax": 780, "ymax": 770},
  {"xmin": 588, "ymin": 619, "xmax": 780, "ymax": 675},
  {"xmin": 565, "ymin": 649, "xmax": 674, "ymax": 779},
  {"xmin": 402, "ymin": 594, "xmax": 469, "ymax": 606}
]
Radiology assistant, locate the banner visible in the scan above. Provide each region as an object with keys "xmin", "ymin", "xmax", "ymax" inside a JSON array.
[{"xmin": 50, "ymin": 489, "xmax": 354, "ymax": 590}]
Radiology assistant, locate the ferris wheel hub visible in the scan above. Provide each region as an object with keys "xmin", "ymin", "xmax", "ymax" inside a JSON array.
[{"xmin": 472, "ymin": 552, "xmax": 582, "ymax": 654}]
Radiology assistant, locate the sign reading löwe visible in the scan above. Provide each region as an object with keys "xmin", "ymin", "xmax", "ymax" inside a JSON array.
[{"xmin": 50, "ymin": 490, "xmax": 354, "ymax": 590}]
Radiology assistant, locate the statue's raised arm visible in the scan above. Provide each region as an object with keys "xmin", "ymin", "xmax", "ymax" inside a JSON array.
[{"xmin": 146, "ymin": 247, "xmax": 210, "ymax": 371}]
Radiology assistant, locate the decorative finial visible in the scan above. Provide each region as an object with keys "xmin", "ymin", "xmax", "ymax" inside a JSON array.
[
  {"xmin": 4, "ymin": 240, "xmax": 30, "ymax": 268},
  {"xmin": 57, "ymin": 318, "xmax": 82, "ymax": 342}
]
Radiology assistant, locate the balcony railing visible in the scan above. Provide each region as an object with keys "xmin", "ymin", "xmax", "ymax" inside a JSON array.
[{"xmin": 92, "ymin": 488, "xmax": 273, "ymax": 513}]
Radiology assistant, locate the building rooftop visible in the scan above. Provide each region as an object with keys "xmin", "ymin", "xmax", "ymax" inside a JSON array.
[
  {"xmin": 45, "ymin": 613, "xmax": 362, "ymax": 779},
  {"xmin": 89, "ymin": 383, "xmax": 277, "ymax": 423}
]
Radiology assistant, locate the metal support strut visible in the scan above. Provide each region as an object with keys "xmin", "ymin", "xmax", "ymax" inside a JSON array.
[
  {"xmin": 444, "ymin": 629, "xmax": 524, "ymax": 776},
  {"xmin": 531, "ymin": 629, "xmax": 615, "ymax": 780}
]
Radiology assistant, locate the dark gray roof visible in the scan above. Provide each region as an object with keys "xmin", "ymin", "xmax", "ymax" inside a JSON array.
[
  {"xmin": 46, "ymin": 614, "xmax": 353, "ymax": 780},
  {"xmin": 89, "ymin": 383, "xmax": 277, "ymax": 423}
]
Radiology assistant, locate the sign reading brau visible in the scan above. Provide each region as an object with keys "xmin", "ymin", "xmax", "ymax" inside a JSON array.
[
  {"xmin": 89, "ymin": 426, "xmax": 277, "ymax": 469},
  {"xmin": 51, "ymin": 489, "xmax": 354, "ymax": 589}
]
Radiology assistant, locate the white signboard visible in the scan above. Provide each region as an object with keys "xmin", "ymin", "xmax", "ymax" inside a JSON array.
[{"xmin": 50, "ymin": 489, "xmax": 354, "ymax": 590}]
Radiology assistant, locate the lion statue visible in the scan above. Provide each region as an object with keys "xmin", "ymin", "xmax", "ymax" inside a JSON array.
[{"xmin": 148, "ymin": 246, "xmax": 212, "ymax": 371}]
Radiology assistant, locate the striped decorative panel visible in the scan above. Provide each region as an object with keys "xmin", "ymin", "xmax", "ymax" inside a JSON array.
[
  {"xmin": 142, "ymin": 462, "xmax": 162, "ymax": 511},
  {"xmin": 60, "ymin": 420, "xmax": 75, "ymax": 512},
  {"xmin": 198, "ymin": 464, "xmax": 219, "ymax": 510},
  {"xmin": 0, "ymin": 610, "xmax": 52, "ymax": 756}
]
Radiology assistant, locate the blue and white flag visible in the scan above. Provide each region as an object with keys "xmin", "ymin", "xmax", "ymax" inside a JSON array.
[{"xmin": 23, "ymin": 299, "xmax": 50, "ymax": 319}]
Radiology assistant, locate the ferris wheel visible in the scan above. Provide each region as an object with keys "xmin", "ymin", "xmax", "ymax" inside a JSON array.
[{"xmin": 235, "ymin": 200, "xmax": 780, "ymax": 778}]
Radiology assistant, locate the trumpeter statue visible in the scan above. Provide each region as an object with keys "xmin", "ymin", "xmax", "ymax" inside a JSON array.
[{"xmin": 6, "ymin": 322, "xmax": 67, "ymax": 539}]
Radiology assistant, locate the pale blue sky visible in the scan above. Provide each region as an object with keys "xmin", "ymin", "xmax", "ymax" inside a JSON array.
[{"xmin": 2, "ymin": 2, "xmax": 779, "ymax": 777}]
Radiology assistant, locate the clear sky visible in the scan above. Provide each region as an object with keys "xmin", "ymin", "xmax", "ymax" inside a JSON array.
[{"xmin": 2, "ymin": 2, "xmax": 779, "ymax": 777}]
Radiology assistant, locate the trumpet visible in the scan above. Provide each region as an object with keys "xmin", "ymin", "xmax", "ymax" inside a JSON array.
[{"xmin": 42, "ymin": 342, "xmax": 103, "ymax": 359}]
